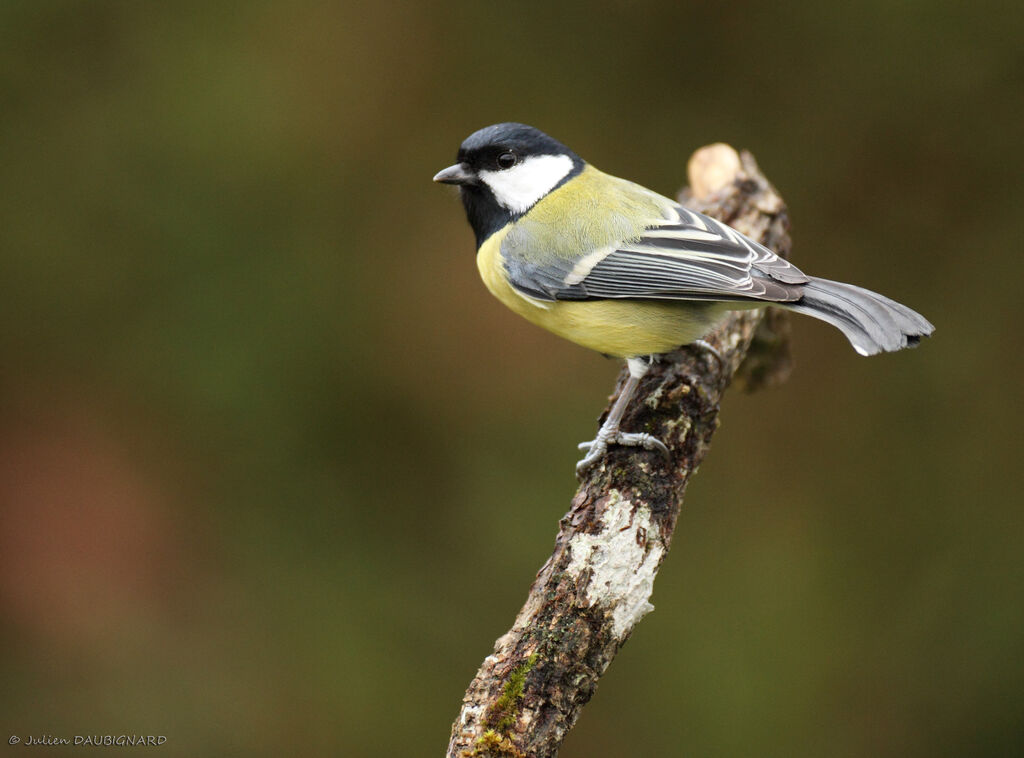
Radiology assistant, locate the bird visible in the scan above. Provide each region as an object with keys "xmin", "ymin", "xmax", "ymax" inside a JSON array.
[{"xmin": 433, "ymin": 123, "xmax": 933, "ymax": 473}]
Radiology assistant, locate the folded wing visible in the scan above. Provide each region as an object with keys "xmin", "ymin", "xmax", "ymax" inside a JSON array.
[{"xmin": 503, "ymin": 204, "xmax": 809, "ymax": 304}]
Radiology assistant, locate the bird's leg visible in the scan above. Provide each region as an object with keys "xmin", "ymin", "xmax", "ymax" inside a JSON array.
[{"xmin": 576, "ymin": 356, "xmax": 670, "ymax": 474}]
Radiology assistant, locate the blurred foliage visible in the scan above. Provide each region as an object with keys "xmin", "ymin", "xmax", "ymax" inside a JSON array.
[{"xmin": 1, "ymin": 1, "xmax": 1022, "ymax": 756}]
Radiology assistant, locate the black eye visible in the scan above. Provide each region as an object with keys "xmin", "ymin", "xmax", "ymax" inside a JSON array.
[{"xmin": 496, "ymin": 151, "xmax": 518, "ymax": 169}]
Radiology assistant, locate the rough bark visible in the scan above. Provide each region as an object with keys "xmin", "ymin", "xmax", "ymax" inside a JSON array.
[{"xmin": 446, "ymin": 145, "xmax": 792, "ymax": 758}]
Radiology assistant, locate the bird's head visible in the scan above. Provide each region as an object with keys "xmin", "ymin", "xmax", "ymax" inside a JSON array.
[{"xmin": 434, "ymin": 123, "xmax": 583, "ymax": 245}]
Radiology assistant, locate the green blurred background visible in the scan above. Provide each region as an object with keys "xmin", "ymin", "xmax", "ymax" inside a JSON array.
[{"xmin": 1, "ymin": 1, "xmax": 1021, "ymax": 756}]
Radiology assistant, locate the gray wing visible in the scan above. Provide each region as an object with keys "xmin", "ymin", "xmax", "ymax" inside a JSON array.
[{"xmin": 505, "ymin": 205, "xmax": 809, "ymax": 304}]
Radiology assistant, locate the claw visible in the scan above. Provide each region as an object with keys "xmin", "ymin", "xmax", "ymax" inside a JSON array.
[
  {"xmin": 692, "ymin": 339, "xmax": 725, "ymax": 368},
  {"xmin": 575, "ymin": 429, "xmax": 670, "ymax": 474},
  {"xmin": 575, "ymin": 439, "xmax": 608, "ymax": 473},
  {"xmin": 613, "ymin": 431, "xmax": 670, "ymax": 458}
]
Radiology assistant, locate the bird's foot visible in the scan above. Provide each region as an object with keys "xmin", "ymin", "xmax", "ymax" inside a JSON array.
[
  {"xmin": 575, "ymin": 429, "xmax": 670, "ymax": 475},
  {"xmin": 692, "ymin": 339, "xmax": 725, "ymax": 368}
]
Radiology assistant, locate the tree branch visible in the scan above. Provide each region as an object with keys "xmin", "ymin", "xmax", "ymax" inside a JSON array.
[{"xmin": 447, "ymin": 145, "xmax": 793, "ymax": 758}]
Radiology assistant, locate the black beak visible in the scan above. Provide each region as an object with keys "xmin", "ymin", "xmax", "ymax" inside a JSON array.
[{"xmin": 432, "ymin": 163, "xmax": 477, "ymax": 186}]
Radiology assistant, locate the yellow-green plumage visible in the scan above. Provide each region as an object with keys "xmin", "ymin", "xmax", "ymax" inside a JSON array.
[{"xmin": 476, "ymin": 165, "xmax": 730, "ymax": 357}]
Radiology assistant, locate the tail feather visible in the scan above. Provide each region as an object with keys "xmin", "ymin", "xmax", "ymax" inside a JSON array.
[{"xmin": 787, "ymin": 277, "xmax": 934, "ymax": 356}]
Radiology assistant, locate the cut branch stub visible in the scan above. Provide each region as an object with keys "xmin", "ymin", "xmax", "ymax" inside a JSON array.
[{"xmin": 447, "ymin": 145, "xmax": 792, "ymax": 758}]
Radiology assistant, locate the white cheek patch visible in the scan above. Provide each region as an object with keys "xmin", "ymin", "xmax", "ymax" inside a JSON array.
[{"xmin": 478, "ymin": 154, "xmax": 574, "ymax": 214}]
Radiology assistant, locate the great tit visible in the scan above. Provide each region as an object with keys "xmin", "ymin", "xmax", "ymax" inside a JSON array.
[{"xmin": 434, "ymin": 123, "xmax": 933, "ymax": 472}]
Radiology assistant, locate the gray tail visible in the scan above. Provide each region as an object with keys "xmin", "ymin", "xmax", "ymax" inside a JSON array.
[{"xmin": 786, "ymin": 277, "xmax": 934, "ymax": 356}]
